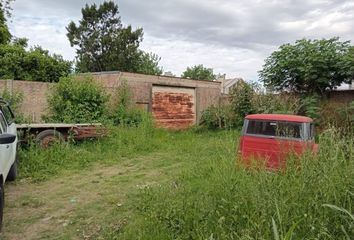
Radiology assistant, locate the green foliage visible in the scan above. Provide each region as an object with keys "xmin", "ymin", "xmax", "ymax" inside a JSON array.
[
  {"xmin": 201, "ymin": 81, "xmax": 302, "ymax": 130},
  {"xmin": 136, "ymin": 52, "xmax": 163, "ymax": 76},
  {"xmin": 250, "ymin": 82, "xmax": 301, "ymax": 115},
  {"xmin": 319, "ymin": 101, "xmax": 354, "ymax": 135},
  {"xmin": 0, "ymin": 41, "xmax": 72, "ymax": 82},
  {"xmin": 111, "ymin": 80, "xmax": 152, "ymax": 127},
  {"xmin": 0, "ymin": 87, "xmax": 22, "ymax": 112},
  {"xmin": 0, "ymin": 0, "xmax": 13, "ymax": 18},
  {"xmin": 229, "ymin": 80, "xmax": 254, "ymax": 125},
  {"xmin": 253, "ymin": 93, "xmax": 301, "ymax": 115},
  {"xmin": 0, "ymin": 87, "xmax": 29, "ymax": 123},
  {"xmin": 0, "ymin": 0, "xmax": 71, "ymax": 82},
  {"xmin": 181, "ymin": 64, "xmax": 216, "ymax": 81},
  {"xmin": 200, "ymin": 104, "xmax": 237, "ymax": 130},
  {"xmin": 0, "ymin": 9, "xmax": 10, "ymax": 44},
  {"xmin": 15, "ymin": 127, "xmax": 354, "ymax": 238},
  {"xmin": 19, "ymin": 124, "xmax": 159, "ymax": 182},
  {"xmin": 299, "ymin": 95, "xmax": 320, "ymax": 121},
  {"xmin": 259, "ymin": 38, "xmax": 354, "ymax": 96},
  {"xmin": 0, "ymin": 0, "xmax": 11, "ymax": 44},
  {"xmin": 123, "ymin": 130, "xmax": 354, "ymax": 239},
  {"xmin": 67, "ymin": 1, "xmax": 163, "ymax": 75},
  {"xmin": 46, "ymin": 75, "xmax": 109, "ymax": 123}
]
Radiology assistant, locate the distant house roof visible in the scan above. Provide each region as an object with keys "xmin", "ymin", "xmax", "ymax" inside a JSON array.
[{"xmin": 222, "ymin": 78, "xmax": 243, "ymax": 94}]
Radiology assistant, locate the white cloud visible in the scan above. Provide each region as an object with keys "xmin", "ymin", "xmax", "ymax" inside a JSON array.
[
  {"xmin": 7, "ymin": 0, "xmax": 354, "ymax": 82},
  {"xmin": 140, "ymin": 34, "xmax": 266, "ymax": 80},
  {"xmin": 9, "ymin": 17, "xmax": 75, "ymax": 60}
]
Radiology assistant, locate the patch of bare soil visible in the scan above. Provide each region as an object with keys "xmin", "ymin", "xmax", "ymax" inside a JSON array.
[{"xmin": 0, "ymin": 154, "xmax": 171, "ymax": 240}]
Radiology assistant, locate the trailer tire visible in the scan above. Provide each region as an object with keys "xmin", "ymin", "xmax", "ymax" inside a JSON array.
[{"xmin": 36, "ymin": 129, "xmax": 64, "ymax": 148}]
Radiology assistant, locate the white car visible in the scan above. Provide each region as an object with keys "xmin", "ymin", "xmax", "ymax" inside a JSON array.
[{"xmin": 0, "ymin": 99, "xmax": 18, "ymax": 229}]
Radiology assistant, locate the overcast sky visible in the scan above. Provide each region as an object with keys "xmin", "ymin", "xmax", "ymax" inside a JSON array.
[{"xmin": 8, "ymin": 0, "xmax": 354, "ymax": 81}]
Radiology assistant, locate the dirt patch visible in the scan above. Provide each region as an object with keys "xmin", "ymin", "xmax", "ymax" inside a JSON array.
[{"xmin": 0, "ymin": 153, "xmax": 173, "ymax": 240}]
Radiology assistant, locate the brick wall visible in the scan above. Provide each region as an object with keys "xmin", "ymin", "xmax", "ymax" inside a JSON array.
[
  {"xmin": 328, "ymin": 90, "xmax": 354, "ymax": 103},
  {"xmin": 0, "ymin": 80, "xmax": 53, "ymax": 122},
  {"xmin": 0, "ymin": 72, "xmax": 221, "ymax": 125}
]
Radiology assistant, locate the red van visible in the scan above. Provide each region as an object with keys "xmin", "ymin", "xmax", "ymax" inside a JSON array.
[{"xmin": 238, "ymin": 114, "xmax": 318, "ymax": 169}]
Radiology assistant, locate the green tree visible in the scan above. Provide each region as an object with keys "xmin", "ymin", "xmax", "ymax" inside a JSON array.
[
  {"xmin": 136, "ymin": 52, "xmax": 163, "ymax": 75},
  {"xmin": 0, "ymin": 0, "xmax": 12, "ymax": 44},
  {"xmin": 0, "ymin": 40, "xmax": 72, "ymax": 82},
  {"xmin": 0, "ymin": 1, "xmax": 72, "ymax": 82},
  {"xmin": 67, "ymin": 1, "xmax": 162, "ymax": 75},
  {"xmin": 181, "ymin": 64, "xmax": 216, "ymax": 81},
  {"xmin": 229, "ymin": 80, "xmax": 254, "ymax": 125},
  {"xmin": 259, "ymin": 38, "xmax": 354, "ymax": 96}
]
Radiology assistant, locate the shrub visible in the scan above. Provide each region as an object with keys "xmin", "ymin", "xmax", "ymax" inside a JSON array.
[
  {"xmin": 200, "ymin": 104, "xmax": 238, "ymax": 130},
  {"xmin": 45, "ymin": 75, "xmax": 109, "ymax": 123},
  {"xmin": 319, "ymin": 101, "xmax": 354, "ymax": 135},
  {"xmin": 229, "ymin": 80, "xmax": 254, "ymax": 124},
  {"xmin": 0, "ymin": 88, "xmax": 29, "ymax": 123},
  {"xmin": 253, "ymin": 93, "xmax": 301, "ymax": 115},
  {"xmin": 201, "ymin": 81, "xmax": 302, "ymax": 130},
  {"xmin": 111, "ymin": 80, "xmax": 152, "ymax": 127},
  {"xmin": 299, "ymin": 95, "xmax": 320, "ymax": 121}
]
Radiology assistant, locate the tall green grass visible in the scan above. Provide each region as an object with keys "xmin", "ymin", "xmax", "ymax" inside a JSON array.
[
  {"xmin": 18, "ymin": 122, "xmax": 233, "ymax": 182},
  {"xmin": 120, "ymin": 129, "xmax": 354, "ymax": 239},
  {"xmin": 18, "ymin": 121, "xmax": 159, "ymax": 181},
  {"xmin": 18, "ymin": 124, "xmax": 354, "ymax": 239}
]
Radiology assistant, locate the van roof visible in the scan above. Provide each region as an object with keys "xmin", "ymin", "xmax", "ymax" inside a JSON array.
[{"xmin": 245, "ymin": 114, "xmax": 313, "ymax": 123}]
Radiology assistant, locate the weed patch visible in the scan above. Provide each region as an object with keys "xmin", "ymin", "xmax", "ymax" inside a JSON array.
[{"xmin": 121, "ymin": 130, "xmax": 354, "ymax": 239}]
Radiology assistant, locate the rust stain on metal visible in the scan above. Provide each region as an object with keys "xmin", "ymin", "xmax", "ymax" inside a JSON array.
[
  {"xmin": 152, "ymin": 91, "xmax": 195, "ymax": 129},
  {"xmin": 73, "ymin": 125, "xmax": 108, "ymax": 140}
]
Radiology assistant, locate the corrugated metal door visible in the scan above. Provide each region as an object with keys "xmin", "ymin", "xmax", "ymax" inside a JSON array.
[{"xmin": 152, "ymin": 86, "xmax": 196, "ymax": 129}]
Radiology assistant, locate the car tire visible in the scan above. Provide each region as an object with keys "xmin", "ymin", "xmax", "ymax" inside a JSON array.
[
  {"xmin": 0, "ymin": 182, "xmax": 4, "ymax": 231},
  {"xmin": 35, "ymin": 129, "xmax": 64, "ymax": 148},
  {"xmin": 6, "ymin": 155, "xmax": 18, "ymax": 182}
]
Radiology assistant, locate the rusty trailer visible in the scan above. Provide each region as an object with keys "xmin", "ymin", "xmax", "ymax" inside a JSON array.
[{"xmin": 17, "ymin": 123, "xmax": 107, "ymax": 147}]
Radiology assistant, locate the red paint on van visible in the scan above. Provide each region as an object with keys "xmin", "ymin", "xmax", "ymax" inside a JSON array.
[{"xmin": 238, "ymin": 114, "xmax": 318, "ymax": 169}]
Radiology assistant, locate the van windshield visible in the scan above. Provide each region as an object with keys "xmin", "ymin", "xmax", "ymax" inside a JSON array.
[{"xmin": 246, "ymin": 120, "xmax": 303, "ymax": 139}]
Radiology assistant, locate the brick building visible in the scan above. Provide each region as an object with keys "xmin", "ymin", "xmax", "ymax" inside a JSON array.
[{"xmin": 0, "ymin": 71, "xmax": 221, "ymax": 129}]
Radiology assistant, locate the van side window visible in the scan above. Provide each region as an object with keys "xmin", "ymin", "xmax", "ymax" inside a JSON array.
[
  {"xmin": 246, "ymin": 120, "xmax": 302, "ymax": 139},
  {"xmin": 247, "ymin": 120, "xmax": 276, "ymax": 136},
  {"xmin": 309, "ymin": 123, "xmax": 314, "ymax": 140}
]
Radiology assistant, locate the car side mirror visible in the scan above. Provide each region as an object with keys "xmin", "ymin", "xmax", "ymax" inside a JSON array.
[{"xmin": 0, "ymin": 134, "xmax": 16, "ymax": 144}]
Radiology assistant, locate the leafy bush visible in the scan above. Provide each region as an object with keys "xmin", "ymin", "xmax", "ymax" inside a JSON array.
[
  {"xmin": 0, "ymin": 41, "xmax": 72, "ymax": 82},
  {"xmin": 1, "ymin": 87, "xmax": 23, "ymax": 113},
  {"xmin": 299, "ymin": 95, "xmax": 320, "ymax": 121},
  {"xmin": 111, "ymin": 79, "xmax": 152, "ymax": 127},
  {"xmin": 200, "ymin": 104, "xmax": 237, "ymax": 130},
  {"xmin": 0, "ymin": 87, "xmax": 29, "ymax": 123},
  {"xmin": 229, "ymin": 80, "xmax": 254, "ymax": 124},
  {"xmin": 319, "ymin": 101, "xmax": 354, "ymax": 135},
  {"xmin": 201, "ymin": 81, "xmax": 302, "ymax": 130},
  {"xmin": 253, "ymin": 93, "xmax": 301, "ymax": 115},
  {"xmin": 45, "ymin": 75, "xmax": 109, "ymax": 123}
]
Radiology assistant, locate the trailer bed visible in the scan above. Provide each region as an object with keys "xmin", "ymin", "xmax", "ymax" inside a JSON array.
[{"xmin": 17, "ymin": 123, "xmax": 107, "ymax": 147}]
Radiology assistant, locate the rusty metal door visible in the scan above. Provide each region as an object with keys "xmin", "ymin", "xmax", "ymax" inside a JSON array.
[{"xmin": 152, "ymin": 86, "xmax": 196, "ymax": 129}]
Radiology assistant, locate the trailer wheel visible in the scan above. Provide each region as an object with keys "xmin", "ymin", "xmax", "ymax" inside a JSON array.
[{"xmin": 36, "ymin": 129, "xmax": 64, "ymax": 148}]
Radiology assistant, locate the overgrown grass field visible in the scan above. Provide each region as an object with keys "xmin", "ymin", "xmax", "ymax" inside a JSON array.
[{"xmin": 9, "ymin": 125, "xmax": 354, "ymax": 239}]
